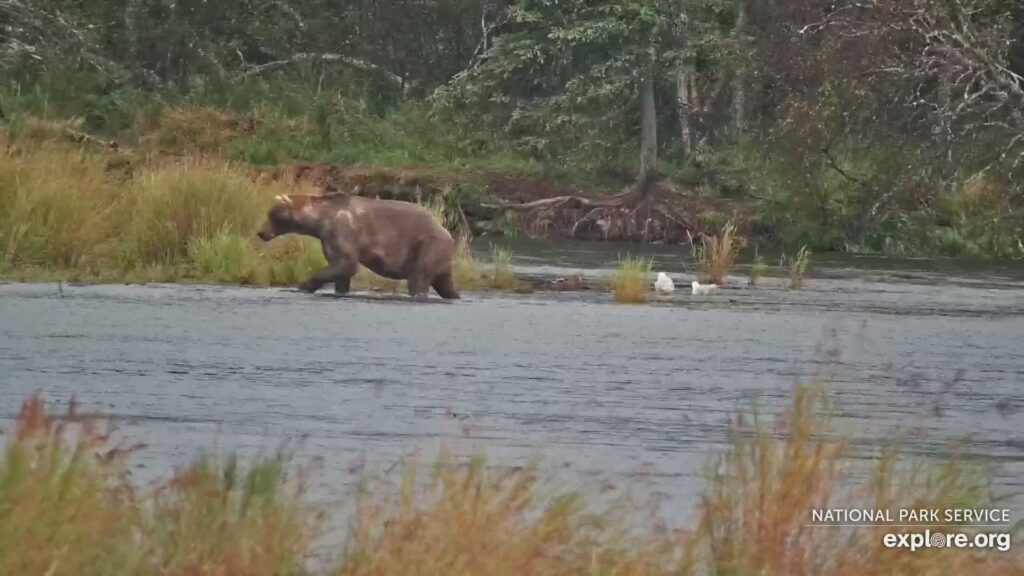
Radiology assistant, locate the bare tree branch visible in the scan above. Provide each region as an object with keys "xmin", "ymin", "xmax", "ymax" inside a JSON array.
[{"xmin": 234, "ymin": 52, "xmax": 405, "ymax": 87}]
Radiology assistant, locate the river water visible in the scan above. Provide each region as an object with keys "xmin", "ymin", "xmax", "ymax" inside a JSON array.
[{"xmin": 1, "ymin": 239, "xmax": 1022, "ymax": 527}]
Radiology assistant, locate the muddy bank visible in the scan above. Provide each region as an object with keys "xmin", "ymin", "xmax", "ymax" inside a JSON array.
[{"xmin": 270, "ymin": 164, "xmax": 756, "ymax": 245}]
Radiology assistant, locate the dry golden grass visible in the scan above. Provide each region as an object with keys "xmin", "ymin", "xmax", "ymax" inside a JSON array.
[
  {"xmin": 141, "ymin": 105, "xmax": 259, "ymax": 154},
  {"xmin": 336, "ymin": 453, "xmax": 675, "ymax": 576},
  {"xmin": 785, "ymin": 245, "xmax": 812, "ymax": 289},
  {"xmin": 612, "ymin": 254, "xmax": 652, "ymax": 303},
  {"xmin": 1, "ymin": 382, "xmax": 1021, "ymax": 575},
  {"xmin": 487, "ymin": 245, "xmax": 517, "ymax": 289},
  {"xmin": 140, "ymin": 454, "xmax": 314, "ymax": 576},
  {"xmin": 0, "ymin": 144, "xmax": 120, "ymax": 269},
  {"xmin": 0, "ymin": 144, "xmax": 293, "ymax": 281},
  {"xmin": 695, "ymin": 383, "xmax": 1019, "ymax": 576},
  {"xmin": 693, "ymin": 221, "xmax": 743, "ymax": 285},
  {"xmin": 0, "ymin": 395, "xmax": 315, "ymax": 576},
  {"xmin": 119, "ymin": 161, "xmax": 275, "ymax": 268},
  {"xmin": 451, "ymin": 233, "xmax": 486, "ymax": 290},
  {"xmin": 749, "ymin": 249, "xmax": 767, "ymax": 286},
  {"xmin": 0, "ymin": 396, "xmax": 140, "ymax": 576},
  {"xmin": 0, "ymin": 141, "xmax": 534, "ymax": 295}
]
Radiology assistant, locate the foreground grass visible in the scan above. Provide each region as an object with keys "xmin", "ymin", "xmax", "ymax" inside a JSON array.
[
  {"xmin": 0, "ymin": 396, "xmax": 315, "ymax": 576},
  {"xmin": 2, "ymin": 384, "xmax": 1019, "ymax": 575}
]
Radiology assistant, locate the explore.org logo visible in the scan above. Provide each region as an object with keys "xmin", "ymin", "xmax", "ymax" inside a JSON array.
[
  {"xmin": 807, "ymin": 508, "xmax": 1014, "ymax": 553},
  {"xmin": 882, "ymin": 530, "xmax": 1012, "ymax": 552}
]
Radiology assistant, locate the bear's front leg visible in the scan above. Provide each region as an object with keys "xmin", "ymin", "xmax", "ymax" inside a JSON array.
[
  {"xmin": 299, "ymin": 260, "xmax": 356, "ymax": 294},
  {"xmin": 298, "ymin": 277, "xmax": 325, "ymax": 294},
  {"xmin": 333, "ymin": 275, "xmax": 352, "ymax": 295}
]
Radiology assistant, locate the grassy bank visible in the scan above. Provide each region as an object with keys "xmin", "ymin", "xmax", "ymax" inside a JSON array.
[
  {"xmin": 0, "ymin": 142, "xmax": 507, "ymax": 292},
  {"xmin": 1, "ymin": 384, "xmax": 1019, "ymax": 575},
  {"xmin": 3, "ymin": 102, "xmax": 1022, "ymax": 260}
]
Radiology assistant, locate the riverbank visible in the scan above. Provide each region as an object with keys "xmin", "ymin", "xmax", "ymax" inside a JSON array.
[
  {"xmin": 2, "ymin": 382, "xmax": 1020, "ymax": 576},
  {"xmin": 2, "ymin": 110, "xmax": 1022, "ymax": 294},
  {"xmin": 0, "ymin": 142, "xmax": 549, "ymax": 294},
  {"xmin": 0, "ymin": 138, "xmax": 733, "ymax": 296}
]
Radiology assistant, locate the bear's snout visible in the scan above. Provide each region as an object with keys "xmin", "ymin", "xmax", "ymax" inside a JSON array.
[{"xmin": 256, "ymin": 224, "xmax": 275, "ymax": 241}]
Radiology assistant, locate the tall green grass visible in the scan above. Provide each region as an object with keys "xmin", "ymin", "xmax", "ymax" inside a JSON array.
[
  {"xmin": 119, "ymin": 163, "xmax": 270, "ymax": 268},
  {"xmin": 0, "ymin": 143, "xmax": 287, "ymax": 282},
  {"xmin": 0, "ymin": 145, "xmax": 118, "ymax": 269},
  {"xmin": 188, "ymin": 228, "xmax": 254, "ymax": 282}
]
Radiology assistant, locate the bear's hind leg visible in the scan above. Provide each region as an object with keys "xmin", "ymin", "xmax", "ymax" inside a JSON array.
[
  {"xmin": 431, "ymin": 271, "xmax": 460, "ymax": 300},
  {"xmin": 407, "ymin": 272, "xmax": 431, "ymax": 299}
]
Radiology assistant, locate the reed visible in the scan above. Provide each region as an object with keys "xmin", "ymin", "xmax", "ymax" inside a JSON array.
[
  {"xmin": 692, "ymin": 221, "xmax": 743, "ymax": 285},
  {"xmin": 749, "ymin": 249, "xmax": 767, "ymax": 286},
  {"xmin": 451, "ymin": 233, "xmax": 484, "ymax": 289},
  {"xmin": 488, "ymin": 245, "xmax": 516, "ymax": 289},
  {"xmin": 612, "ymin": 254, "xmax": 653, "ymax": 303},
  {"xmin": 784, "ymin": 245, "xmax": 812, "ymax": 289}
]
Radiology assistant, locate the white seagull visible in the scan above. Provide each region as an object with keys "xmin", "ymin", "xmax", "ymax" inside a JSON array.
[
  {"xmin": 654, "ymin": 272, "xmax": 675, "ymax": 293},
  {"xmin": 691, "ymin": 280, "xmax": 719, "ymax": 295}
]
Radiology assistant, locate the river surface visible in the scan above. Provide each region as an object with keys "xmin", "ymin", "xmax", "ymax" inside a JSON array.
[{"xmin": 1, "ymin": 239, "xmax": 1022, "ymax": 527}]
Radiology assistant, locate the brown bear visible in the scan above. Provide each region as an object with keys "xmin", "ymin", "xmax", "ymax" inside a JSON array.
[{"xmin": 256, "ymin": 193, "xmax": 460, "ymax": 299}]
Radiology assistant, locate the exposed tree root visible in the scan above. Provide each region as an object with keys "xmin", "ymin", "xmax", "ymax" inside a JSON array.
[
  {"xmin": 490, "ymin": 183, "xmax": 699, "ymax": 244},
  {"xmin": 281, "ymin": 164, "xmax": 733, "ymax": 245}
]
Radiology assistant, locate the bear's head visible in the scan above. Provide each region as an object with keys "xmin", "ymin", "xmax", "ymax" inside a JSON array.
[{"xmin": 257, "ymin": 194, "xmax": 306, "ymax": 241}]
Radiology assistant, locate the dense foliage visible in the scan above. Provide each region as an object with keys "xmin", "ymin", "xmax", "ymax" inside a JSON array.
[{"xmin": 2, "ymin": 0, "xmax": 1022, "ymax": 255}]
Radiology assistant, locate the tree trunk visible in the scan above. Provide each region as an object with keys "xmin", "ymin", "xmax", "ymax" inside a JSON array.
[
  {"xmin": 937, "ymin": 66, "xmax": 955, "ymax": 193},
  {"xmin": 689, "ymin": 73, "xmax": 708, "ymax": 166},
  {"xmin": 639, "ymin": 71, "xmax": 658, "ymax": 193},
  {"xmin": 732, "ymin": 0, "xmax": 747, "ymax": 133},
  {"xmin": 677, "ymin": 69, "xmax": 694, "ymax": 160}
]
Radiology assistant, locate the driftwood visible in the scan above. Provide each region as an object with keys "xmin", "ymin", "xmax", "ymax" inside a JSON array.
[{"xmin": 63, "ymin": 127, "xmax": 121, "ymax": 151}]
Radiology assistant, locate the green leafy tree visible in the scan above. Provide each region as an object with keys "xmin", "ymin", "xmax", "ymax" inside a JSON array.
[{"xmin": 438, "ymin": 0, "xmax": 717, "ymax": 187}]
